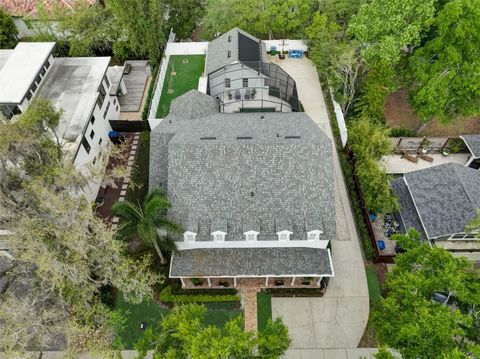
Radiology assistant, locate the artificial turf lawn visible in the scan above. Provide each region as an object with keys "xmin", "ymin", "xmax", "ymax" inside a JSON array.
[
  {"xmin": 115, "ymin": 293, "xmax": 242, "ymax": 348},
  {"xmin": 256, "ymin": 292, "xmax": 272, "ymax": 331},
  {"xmin": 366, "ymin": 266, "xmax": 382, "ymax": 305},
  {"xmin": 155, "ymin": 55, "xmax": 205, "ymax": 118}
]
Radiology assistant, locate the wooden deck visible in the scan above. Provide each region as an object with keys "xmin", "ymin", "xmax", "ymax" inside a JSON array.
[{"xmin": 119, "ymin": 60, "xmax": 150, "ymax": 112}]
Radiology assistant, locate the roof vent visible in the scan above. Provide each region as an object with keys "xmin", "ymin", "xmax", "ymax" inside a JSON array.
[
  {"xmin": 260, "ymin": 115, "xmax": 264, "ymax": 119},
  {"xmin": 250, "ymin": 191, "xmax": 254, "ymax": 197},
  {"xmin": 200, "ymin": 136, "xmax": 217, "ymax": 140},
  {"xmin": 284, "ymin": 136, "xmax": 301, "ymax": 139},
  {"xmin": 236, "ymin": 136, "xmax": 253, "ymax": 140}
]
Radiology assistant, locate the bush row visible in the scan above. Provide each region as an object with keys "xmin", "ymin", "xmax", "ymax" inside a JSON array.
[
  {"xmin": 319, "ymin": 76, "xmax": 375, "ymax": 260},
  {"xmin": 159, "ymin": 285, "xmax": 240, "ymax": 303},
  {"xmin": 141, "ymin": 66, "xmax": 159, "ymax": 121}
]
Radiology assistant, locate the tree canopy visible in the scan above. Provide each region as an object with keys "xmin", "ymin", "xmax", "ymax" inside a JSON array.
[
  {"xmin": 348, "ymin": 0, "xmax": 436, "ymax": 66},
  {"xmin": 408, "ymin": 0, "xmax": 480, "ymax": 122},
  {"xmin": 165, "ymin": 0, "xmax": 205, "ymax": 40},
  {"xmin": 0, "ymin": 7, "xmax": 18, "ymax": 49},
  {"xmin": 0, "ymin": 99, "xmax": 162, "ymax": 352},
  {"xmin": 134, "ymin": 304, "xmax": 291, "ymax": 359},
  {"xmin": 373, "ymin": 231, "xmax": 480, "ymax": 357}
]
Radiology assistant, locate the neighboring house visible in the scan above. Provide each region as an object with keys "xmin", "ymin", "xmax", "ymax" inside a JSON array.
[
  {"xmin": 391, "ymin": 163, "xmax": 480, "ymax": 257},
  {"xmin": 150, "ymin": 89, "xmax": 335, "ymax": 289},
  {"xmin": 205, "ymin": 28, "xmax": 300, "ymax": 113},
  {"xmin": 460, "ymin": 135, "xmax": 480, "ymax": 169},
  {"xmin": 0, "ymin": 42, "xmax": 122, "ymax": 200}
]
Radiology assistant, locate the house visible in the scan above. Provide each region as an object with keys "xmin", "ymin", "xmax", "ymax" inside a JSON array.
[
  {"xmin": 149, "ymin": 89, "xmax": 335, "ymax": 289},
  {"xmin": 391, "ymin": 163, "xmax": 480, "ymax": 258},
  {"xmin": 0, "ymin": 42, "xmax": 121, "ymax": 200},
  {"xmin": 205, "ymin": 28, "xmax": 300, "ymax": 113}
]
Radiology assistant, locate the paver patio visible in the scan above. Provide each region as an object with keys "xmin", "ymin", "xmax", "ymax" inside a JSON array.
[{"xmin": 268, "ymin": 56, "xmax": 369, "ymax": 352}]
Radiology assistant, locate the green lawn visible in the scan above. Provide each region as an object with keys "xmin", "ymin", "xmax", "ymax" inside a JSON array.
[
  {"xmin": 366, "ymin": 267, "xmax": 382, "ymax": 305},
  {"xmin": 156, "ymin": 55, "xmax": 205, "ymax": 118},
  {"xmin": 115, "ymin": 293, "xmax": 242, "ymax": 349},
  {"xmin": 257, "ymin": 292, "xmax": 272, "ymax": 331}
]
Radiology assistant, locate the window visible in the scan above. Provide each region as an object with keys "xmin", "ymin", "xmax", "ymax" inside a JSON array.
[
  {"xmin": 103, "ymin": 101, "xmax": 110, "ymax": 119},
  {"xmin": 90, "ymin": 129, "xmax": 95, "ymax": 139},
  {"xmin": 187, "ymin": 234, "xmax": 195, "ymax": 242},
  {"xmin": 308, "ymin": 232, "xmax": 318, "ymax": 241},
  {"xmin": 225, "ymin": 78, "xmax": 231, "ymax": 88},
  {"xmin": 278, "ymin": 232, "xmax": 290, "ymax": 241},
  {"xmin": 113, "ymin": 98, "xmax": 116, "ymax": 105},
  {"xmin": 40, "ymin": 67, "xmax": 46, "ymax": 76},
  {"xmin": 97, "ymin": 84, "xmax": 106, "ymax": 109},
  {"xmin": 213, "ymin": 232, "xmax": 225, "ymax": 242},
  {"xmin": 227, "ymin": 50, "xmax": 231, "ymax": 58},
  {"xmin": 116, "ymin": 105, "xmax": 119, "ymax": 111},
  {"xmin": 81, "ymin": 136, "xmax": 91, "ymax": 154},
  {"xmin": 44, "ymin": 60, "xmax": 50, "ymax": 69},
  {"xmin": 92, "ymin": 157, "xmax": 97, "ymax": 165},
  {"xmin": 35, "ymin": 74, "xmax": 42, "ymax": 85},
  {"xmin": 26, "ymin": 90, "xmax": 33, "ymax": 101},
  {"xmin": 99, "ymin": 138, "xmax": 103, "ymax": 146},
  {"xmin": 90, "ymin": 115, "xmax": 95, "ymax": 125},
  {"xmin": 30, "ymin": 83, "xmax": 37, "ymax": 93},
  {"xmin": 242, "ymin": 78, "xmax": 248, "ymax": 88},
  {"xmin": 246, "ymin": 232, "xmax": 257, "ymax": 241},
  {"xmin": 228, "ymin": 35, "xmax": 231, "ymax": 42},
  {"xmin": 104, "ymin": 75, "xmax": 110, "ymax": 88}
]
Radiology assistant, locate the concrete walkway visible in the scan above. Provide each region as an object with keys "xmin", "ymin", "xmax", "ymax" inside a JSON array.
[{"xmin": 269, "ymin": 57, "xmax": 369, "ymax": 353}]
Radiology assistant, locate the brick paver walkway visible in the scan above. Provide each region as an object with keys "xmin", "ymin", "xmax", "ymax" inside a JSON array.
[
  {"xmin": 241, "ymin": 287, "xmax": 260, "ymax": 332},
  {"xmin": 95, "ymin": 132, "xmax": 141, "ymax": 227}
]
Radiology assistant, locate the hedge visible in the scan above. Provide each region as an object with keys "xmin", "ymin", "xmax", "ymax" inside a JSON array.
[
  {"xmin": 159, "ymin": 285, "xmax": 240, "ymax": 303},
  {"xmin": 319, "ymin": 75, "xmax": 375, "ymax": 260}
]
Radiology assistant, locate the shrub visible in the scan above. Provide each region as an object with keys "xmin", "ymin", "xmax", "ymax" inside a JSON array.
[
  {"xmin": 159, "ymin": 285, "xmax": 240, "ymax": 303},
  {"xmin": 141, "ymin": 66, "xmax": 159, "ymax": 121},
  {"xmin": 389, "ymin": 127, "xmax": 417, "ymax": 137}
]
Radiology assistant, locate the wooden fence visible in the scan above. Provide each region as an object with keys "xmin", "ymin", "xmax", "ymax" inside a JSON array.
[{"xmin": 344, "ymin": 146, "xmax": 395, "ymax": 264}]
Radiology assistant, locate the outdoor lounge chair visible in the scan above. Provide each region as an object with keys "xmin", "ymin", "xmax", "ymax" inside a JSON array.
[{"xmin": 401, "ymin": 151, "xmax": 418, "ymax": 163}]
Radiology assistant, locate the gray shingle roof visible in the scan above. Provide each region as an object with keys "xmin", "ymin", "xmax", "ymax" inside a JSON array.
[
  {"xmin": 206, "ymin": 28, "xmax": 267, "ymax": 75},
  {"xmin": 149, "ymin": 93, "xmax": 335, "ymax": 243},
  {"xmin": 170, "ymin": 247, "xmax": 333, "ymax": 277},
  {"xmin": 168, "ymin": 89, "xmax": 219, "ymax": 119},
  {"xmin": 400, "ymin": 163, "xmax": 480, "ymax": 238},
  {"xmin": 461, "ymin": 135, "xmax": 480, "ymax": 158},
  {"xmin": 391, "ymin": 177, "xmax": 426, "ymax": 238}
]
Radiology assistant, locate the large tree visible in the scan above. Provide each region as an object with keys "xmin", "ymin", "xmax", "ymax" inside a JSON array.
[
  {"xmin": 165, "ymin": 0, "xmax": 205, "ymax": 40},
  {"xmin": 408, "ymin": 0, "xmax": 480, "ymax": 122},
  {"xmin": 134, "ymin": 304, "xmax": 291, "ymax": 359},
  {"xmin": 112, "ymin": 188, "xmax": 182, "ymax": 265},
  {"xmin": 373, "ymin": 231, "xmax": 480, "ymax": 357},
  {"xmin": 108, "ymin": 0, "xmax": 166, "ymax": 66},
  {"xmin": 202, "ymin": 0, "xmax": 315, "ymax": 40},
  {"xmin": 0, "ymin": 99, "xmax": 162, "ymax": 352},
  {"xmin": 348, "ymin": 0, "xmax": 436, "ymax": 66},
  {"xmin": 0, "ymin": 7, "xmax": 18, "ymax": 49}
]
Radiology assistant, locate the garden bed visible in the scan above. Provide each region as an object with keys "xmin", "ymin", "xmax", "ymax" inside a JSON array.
[{"xmin": 159, "ymin": 285, "xmax": 240, "ymax": 303}]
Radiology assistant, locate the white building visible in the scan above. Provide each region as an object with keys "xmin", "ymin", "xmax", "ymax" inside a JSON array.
[{"xmin": 0, "ymin": 42, "xmax": 122, "ymax": 200}]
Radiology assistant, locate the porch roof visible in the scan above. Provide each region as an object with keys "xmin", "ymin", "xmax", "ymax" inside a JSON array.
[{"xmin": 170, "ymin": 247, "xmax": 333, "ymax": 277}]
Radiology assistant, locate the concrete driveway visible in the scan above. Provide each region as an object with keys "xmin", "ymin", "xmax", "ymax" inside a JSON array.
[{"xmin": 269, "ymin": 56, "xmax": 369, "ymax": 353}]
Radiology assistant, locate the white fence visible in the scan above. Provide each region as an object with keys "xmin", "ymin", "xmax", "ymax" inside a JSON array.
[
  {"xmin": 262, "ymin": 39, "xmax": 308, "ymax": 52},
  {"xmin": 148, "ymin": 40, "xmax": 209, "ymax": 119}
]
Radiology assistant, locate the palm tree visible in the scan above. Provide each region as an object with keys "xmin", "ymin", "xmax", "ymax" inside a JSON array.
[{"xmin": 112, "ymin": 188, "xmax": 182, "ymax": 264}]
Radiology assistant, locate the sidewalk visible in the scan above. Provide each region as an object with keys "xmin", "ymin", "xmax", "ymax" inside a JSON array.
[{"xmin": 270, "ymin": 56, "xmax": 369, "ymax": 349}]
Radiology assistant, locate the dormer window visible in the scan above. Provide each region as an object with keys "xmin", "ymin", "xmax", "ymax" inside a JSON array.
[
  {"xmin": 212, "ymin": 231, "xmax": 226, "ymax": 242},
  {"xmin": 184, "ymin": 231, "xmax": 197, "ymax": 242},
  {"xmin": 244, "ymin": 230, "xmax": 259, "ymax": 241},
  {"xmin": 277, "ymin": 230, "xmax": 292, "ymax": 241},
  {"xmin": 228, "ymin": 35, "xmax": 232, "ymax": 42},
  {"xmin": 307, "ymin": 230, "xmax": 322, "ymax": 241}
]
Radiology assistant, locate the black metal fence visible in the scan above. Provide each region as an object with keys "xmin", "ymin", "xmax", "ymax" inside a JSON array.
[{"xmin": 109, "ymin": 120, "xmax": 151, "ymax": 132}]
